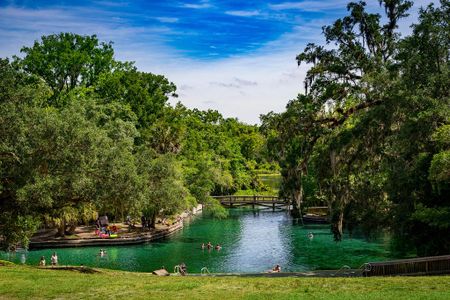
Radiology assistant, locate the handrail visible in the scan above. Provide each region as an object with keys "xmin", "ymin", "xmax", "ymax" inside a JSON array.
[
  {"xmin": 212, "ymin": 195, "xmax": 289, "ymax": 202},
  {"xmin": 201, "ymin": 267, "xmax": 210, "ymax": 274},
  {"xmin": 331, "ymin": 265, "xmax": 351, "ymax": 276},
  {"xmin": 174, "ymin": 265, "xmax": 181, "ymax": 274}
]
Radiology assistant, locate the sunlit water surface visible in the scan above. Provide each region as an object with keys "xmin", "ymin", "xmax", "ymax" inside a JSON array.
[{"xmin": 1, "ymin": 209, "xmax": 395, "ymax": 273}]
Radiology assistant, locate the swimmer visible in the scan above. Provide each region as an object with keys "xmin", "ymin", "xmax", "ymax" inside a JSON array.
[
  {"xmin": 272, "ymin": 264, "xmax": 281, "ymax": 272},
  {"xmin": 207, "ymin": 242, "xmax": 212, "ymax": 250},
  {"xmin": 201, "ymin": 243, "xmax": 205, "ymax": 250},
  {"xmin": 215, "ymin": 244, "xmax": 222, "ymax": 251},
  {"xmin": 307, "ymin": 232, "xmax": 314, "ymax": 240}
]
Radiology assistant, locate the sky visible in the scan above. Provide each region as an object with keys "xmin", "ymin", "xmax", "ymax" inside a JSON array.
[{"xmin": 0, "ymin": 0, "xmax": 435, "ymax": 124}]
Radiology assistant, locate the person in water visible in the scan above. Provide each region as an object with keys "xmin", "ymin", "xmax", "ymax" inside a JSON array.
[
  {"xmin": 179, "ymin": 262, "xmax": 187, "ymax": 276},
  {"xmin": 201, "ymin": 243, "xmax": 205, "ymax": 250},
  {"xmin": 215, "ymin": 244, "xmax": 222, "ymax": 250},
  {"xmin": 99, "ymin": 249, "xmax": 107, "ymax": 257},
  {"xmin": 51, "ymin": 252, "xmax": 58, "ymax": 266},
  {"xmin": 307, "ymin": 232, "xmax": 314, "ymax": 240},
  {"xmin": 207, "ymin": 242, "xmax": 212, "ymax": 250},
  {"xmin": 272, "ymin": 264, "xmax": 281, "ymax": 272}
]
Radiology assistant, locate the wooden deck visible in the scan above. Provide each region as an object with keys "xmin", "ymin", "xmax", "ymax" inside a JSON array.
[{"xmin": 363, "ymin": 255, "xmax": 450, "ymax": 276}]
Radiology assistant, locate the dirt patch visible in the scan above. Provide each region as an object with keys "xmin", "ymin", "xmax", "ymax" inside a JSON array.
[{"xmin": 41, "ymin": 265, "xmax": 101, "ymax": 274}]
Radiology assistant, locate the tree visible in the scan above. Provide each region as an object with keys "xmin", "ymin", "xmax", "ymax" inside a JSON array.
[
  {"xmin": 138, "ymin": 151, "xmax": 192, "ymax": 228},
  {"xmin": 95, "ymin": 69, "xmax": 177, "ymax": 129},
  {"xmin": 267, "ymin": 0, "xmax": 449, "ymax": 250},
  {"xmin": 19, "ymin": 33, "xmax": 116, "ymax": 104}
]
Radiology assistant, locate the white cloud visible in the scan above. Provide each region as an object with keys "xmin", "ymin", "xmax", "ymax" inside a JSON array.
[
  {"xmin": 159, "ymin": 51, "xmax": 308, "ymax": 124},
  {"xmin": 155, "ymin": 17, "xmax": 179, "ymax": 23},
  {"xmin": 182, "ymin": 0, "xmax": 211, "ymax": 9},
  {"xmin": 0, "ymin": 0, "xmax": 438, "ymax": 124},
  {"xmin": 93, "ymin": 1, "xmax": 130, "ymax": 7},
  {"xmin": 0, "ymin": 5, "xmax": 318, "ymax": 125},
  {"xmin": 225, "ymin": 10, "xmax": 261, "ymax": 17},
  {"xmin": 269, "ymin": 1, "xmax": 348, "ymax": 12}
]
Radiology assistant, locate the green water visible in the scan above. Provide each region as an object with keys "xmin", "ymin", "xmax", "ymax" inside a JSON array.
[{"xmin": 1, "ymin": 209, "xmax": 395, "ymax": 273}]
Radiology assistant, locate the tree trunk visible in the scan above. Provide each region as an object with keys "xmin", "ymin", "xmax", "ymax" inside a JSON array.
[
  {"xmin": 291, "ymin": 185, "xmax": 304, "ymax": 218},
  {"xmin": 150, "ymin": 212, "xmax": 157, "ymax": 229},
  {"xmin": 120, "ymin": 203, "xmax": 124, "ymax": 223},
  {"xmin": 66, "ymin": 224, "xmax": 77, "ymax": 235},
  {"xmin": 57, "ymin": 223, "xmax": 65, "ymax": 237},
  {"xmin": 332, "ymin": 210, "xmax": 344, "ymax": 241}
]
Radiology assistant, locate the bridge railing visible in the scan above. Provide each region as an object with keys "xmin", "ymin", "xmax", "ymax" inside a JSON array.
[{"xmin": 212, "ymin": 195, "xmax": 289, "ymax": 203}]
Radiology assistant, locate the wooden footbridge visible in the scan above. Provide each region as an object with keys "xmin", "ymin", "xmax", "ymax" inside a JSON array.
[{"xmin": 212, "ymin": 195, "xmax": 290, "ymax": 210}]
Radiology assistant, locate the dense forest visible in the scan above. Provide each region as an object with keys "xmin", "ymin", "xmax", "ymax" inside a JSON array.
[
  {"xmin": 262, "ymin": 0, "xmax": 449, "ymax": 256},
  {"xmin": 1, "ymin": 0, "xmax": 449, "ymax": 257},
  {"xmin": 0, "ymin": 33, "xmax": 276, "ymax": 250}
]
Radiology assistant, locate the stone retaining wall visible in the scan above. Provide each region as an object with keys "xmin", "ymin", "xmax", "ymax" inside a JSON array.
[{"xmin": 29, "ymin": 204, "xmax": 203, "ymax": 249}]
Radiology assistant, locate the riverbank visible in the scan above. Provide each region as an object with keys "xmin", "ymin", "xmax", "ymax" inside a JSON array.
[
  {"xmin": 0, "ymin": 262, "xmax": 449, "ymax": 299},
  {"xmin": 28, "ymin": 205, "xmax": 203, "ymax": 249}
]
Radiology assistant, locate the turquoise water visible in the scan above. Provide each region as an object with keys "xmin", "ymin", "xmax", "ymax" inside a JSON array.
[{"xmin": 1, "ymin": 209, "xmax": 394, "ymax": 273}]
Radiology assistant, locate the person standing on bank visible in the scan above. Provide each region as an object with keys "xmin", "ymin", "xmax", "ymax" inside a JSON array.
[{"xmin": 51, "ymin": 252, "xmax": 58, "ymax": 266}]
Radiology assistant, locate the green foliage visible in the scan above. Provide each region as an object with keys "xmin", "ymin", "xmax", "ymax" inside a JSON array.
[
  {"xmin": 19, "ymin": 33, "xmax": 116, "ymax": 103},
  {"xmin": 1, "ymin": 32, "xmax": 271, "ymax": 248},
  {"xmin": 266, "ymin": 0, "xmax": 449, "ymax": 253},
  {"xmin": 0, "ymin": 213, "xmax": 40, "ymax": 251},
  {"xmin": 95, "ymin": 70, "xmax": 177, "ymax": 128},
  {"xmin": 139, "ymin": 152, "xmax": 191, "ymax": 220}
]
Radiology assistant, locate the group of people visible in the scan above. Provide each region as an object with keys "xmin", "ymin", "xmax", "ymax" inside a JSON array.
[
  {"xmin": 39, "ymin": 252, "xmax": 58, "ymax": 266},
  {"xmin": 201, "ymin": 242, "xmax": 221, "ymax": 251},
  {"xmin": 95, "ymin": 218, "xmax": 118, "ymax": 238}
]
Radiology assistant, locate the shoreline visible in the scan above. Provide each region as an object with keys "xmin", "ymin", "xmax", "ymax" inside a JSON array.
[{"xmin": 28, "ymin": 204, "xmax": 203, "ymax": 250}]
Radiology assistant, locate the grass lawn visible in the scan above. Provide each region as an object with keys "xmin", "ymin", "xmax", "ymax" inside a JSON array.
[{"xmin": 0, "ymin": 262, "xmax": 449, "ymax": 299}]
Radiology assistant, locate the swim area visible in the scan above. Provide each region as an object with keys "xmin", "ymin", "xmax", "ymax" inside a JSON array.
[{"xmin": 1, "ymin": 209, "xmax": 396, "ymax": 273}]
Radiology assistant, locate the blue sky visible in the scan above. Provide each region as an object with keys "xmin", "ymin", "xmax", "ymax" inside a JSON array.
[{"xmin": 0, "ymin": 0, "xmax": 434, "ymax": 123}]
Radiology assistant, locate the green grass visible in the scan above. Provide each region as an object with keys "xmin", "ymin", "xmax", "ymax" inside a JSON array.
[{"xmin": 0, "ymin": 262, "xmax": 449, "ymax": 299}]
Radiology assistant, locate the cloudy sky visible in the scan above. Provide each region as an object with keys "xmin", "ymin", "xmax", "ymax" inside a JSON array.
[{"xmin": 0, "ymin": 0, "xmax": 434, "ymax": 124}]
